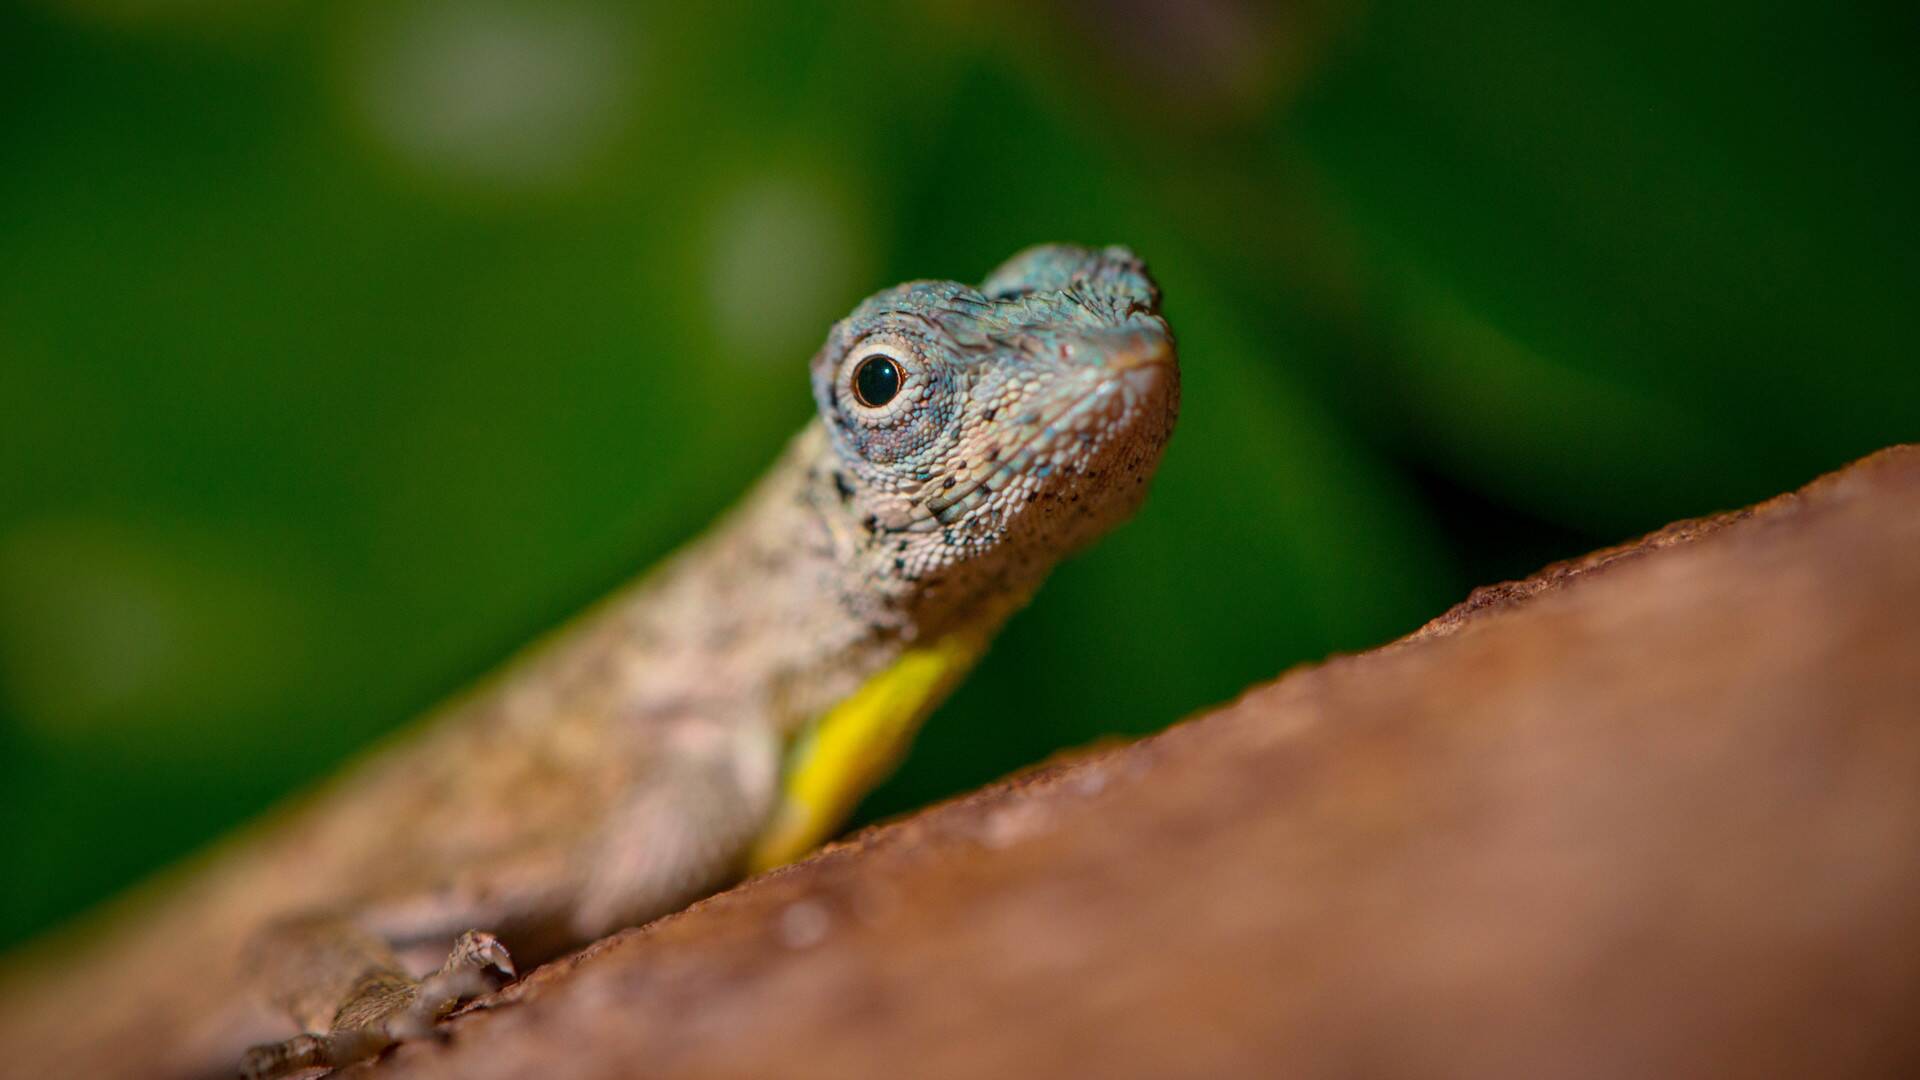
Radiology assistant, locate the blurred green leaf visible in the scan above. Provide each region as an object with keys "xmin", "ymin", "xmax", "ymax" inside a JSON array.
[{"xmin": 2, "ymin": 0, "xmax": 1913, "ymax": 948}]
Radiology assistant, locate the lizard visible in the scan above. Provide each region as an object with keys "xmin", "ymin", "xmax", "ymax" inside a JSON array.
[{"xmin": 0, "ymin": 243, "xmax": 1179, "ymax": 1079}]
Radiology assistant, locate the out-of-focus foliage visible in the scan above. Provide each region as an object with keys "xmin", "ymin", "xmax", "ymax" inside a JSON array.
[{"xmin": 1, "ymin": 0, "xmax": 1913, "ymax": 948}]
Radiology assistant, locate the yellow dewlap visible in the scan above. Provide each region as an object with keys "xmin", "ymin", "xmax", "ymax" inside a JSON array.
[{"xmin": 745, "ymin": 615, "xmax": 997, "ymax": 873}]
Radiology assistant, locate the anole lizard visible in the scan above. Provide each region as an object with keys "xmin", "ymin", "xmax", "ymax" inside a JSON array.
[{"xmin": 0, "ymin": 244, "xmax": 1179, "ymax": 1078}]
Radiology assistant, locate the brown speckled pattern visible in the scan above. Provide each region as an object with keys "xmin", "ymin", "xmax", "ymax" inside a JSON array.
[{"xmin": 0, "ymin": 244, "xmax": 1180, "ymax": 1080}]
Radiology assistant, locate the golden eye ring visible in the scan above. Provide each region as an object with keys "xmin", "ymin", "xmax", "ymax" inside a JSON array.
[{"xmin": 851, "ymin": 353, "xmax": 902, "ymax": 408}]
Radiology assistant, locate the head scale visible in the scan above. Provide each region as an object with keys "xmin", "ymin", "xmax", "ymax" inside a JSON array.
[{"xmin": 810, "ymin": 244, "xmax": 1179, "ymax": 628}]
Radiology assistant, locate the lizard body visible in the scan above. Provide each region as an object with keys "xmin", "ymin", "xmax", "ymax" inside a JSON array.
[{"xmin": 0, "ymin": 244, "xmax": 1179, "ymax": 1078}]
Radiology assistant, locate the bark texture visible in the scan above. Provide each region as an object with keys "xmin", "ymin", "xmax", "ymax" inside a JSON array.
[{"xmin": 360, "ymin": 446, "xmax": 1920, "ymax": 1080}]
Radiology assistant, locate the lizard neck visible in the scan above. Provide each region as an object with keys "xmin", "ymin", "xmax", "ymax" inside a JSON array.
[{"xmin": 592, "ymin": 422, "xmax": 1033, "ymax": 738}]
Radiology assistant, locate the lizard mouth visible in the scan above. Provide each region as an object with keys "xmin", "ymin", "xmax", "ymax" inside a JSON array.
[{"xmin": 924, "ymin": 336, "xmax": 1174, "ymax": 527}]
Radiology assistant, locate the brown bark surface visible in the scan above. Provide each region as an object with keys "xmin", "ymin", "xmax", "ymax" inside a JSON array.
[{"xmin": 360, "ymin": 446, "xmax": 1920, "ymax": 1080}]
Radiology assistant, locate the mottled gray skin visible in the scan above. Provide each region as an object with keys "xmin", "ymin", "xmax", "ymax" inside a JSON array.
[
  {"xmin": 815, "ymin": 245, "xmax": 1176, "ymax": 625},
  {"xmin": 0, "ymin": 245, "xmax": 1179, "ymax": 1080}
]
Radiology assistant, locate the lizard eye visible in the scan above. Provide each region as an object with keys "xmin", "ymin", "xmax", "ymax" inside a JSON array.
[
  {"xmin": 851, "ymin": 354, "xmax": 902, "ymax": 408},
  {"xmin": 820, "ymin": 334, "xmax": 948, "ymax": 466}
]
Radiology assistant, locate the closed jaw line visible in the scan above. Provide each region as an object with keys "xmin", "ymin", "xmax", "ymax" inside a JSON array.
[{"xmin": 923, "ymin": 360, "xmax": 1165, "ymax": 527}]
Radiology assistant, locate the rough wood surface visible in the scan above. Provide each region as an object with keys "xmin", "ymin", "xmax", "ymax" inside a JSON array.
[{"xmin": 346, "ymin": 446, "xmax": 1920, "ymax": 1078}]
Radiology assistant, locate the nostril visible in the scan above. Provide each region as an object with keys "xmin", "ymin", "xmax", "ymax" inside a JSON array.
[{"xmin": 1108, "ymin": 333, "xmax": 1174, "ymax": 373}]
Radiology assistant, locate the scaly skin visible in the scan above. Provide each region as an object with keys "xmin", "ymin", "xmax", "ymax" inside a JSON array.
[{"xmin": 0, "ymin": 244, "xmax": 1179, "ymax": 1079}]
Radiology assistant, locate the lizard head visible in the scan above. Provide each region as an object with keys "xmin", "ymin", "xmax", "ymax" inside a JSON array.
[{"xmin": 811, "ymin": 244, "xmax": 1179, "ymax": 626}]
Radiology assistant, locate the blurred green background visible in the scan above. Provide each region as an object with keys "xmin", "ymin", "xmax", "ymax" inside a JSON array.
[{"xmin": 2, "ymin": 0, "xmax": 1914, "ymax": 950}]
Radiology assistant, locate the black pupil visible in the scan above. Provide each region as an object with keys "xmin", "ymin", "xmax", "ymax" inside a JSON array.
[{"xmin": 853, "ymin": 355, "xmax": 901, "ymax": 407}]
